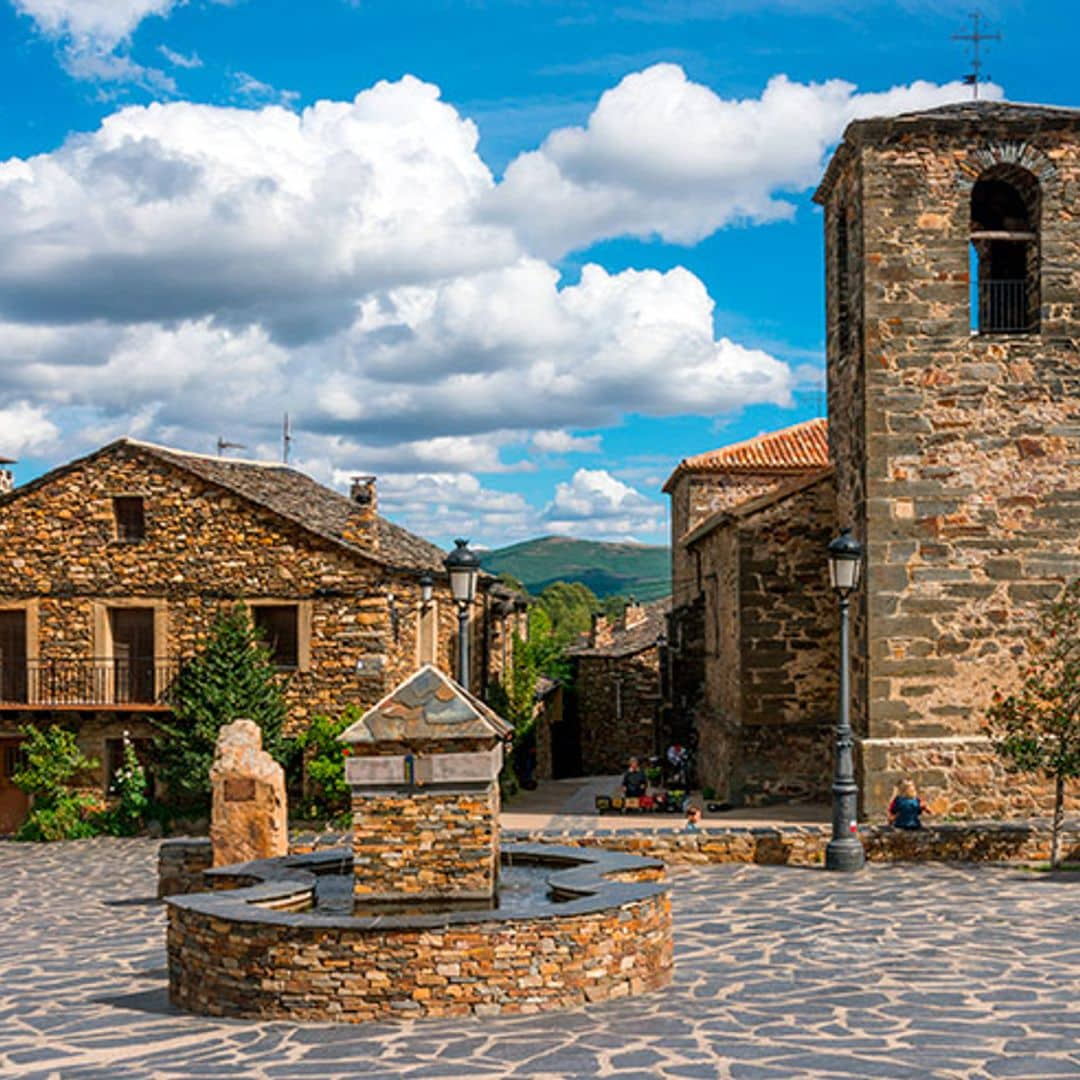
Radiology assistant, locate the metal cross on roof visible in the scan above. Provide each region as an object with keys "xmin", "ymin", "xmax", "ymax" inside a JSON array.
[{"xmin": 952, "ymin": 9, "xmax": 1001, "ymax": 100}]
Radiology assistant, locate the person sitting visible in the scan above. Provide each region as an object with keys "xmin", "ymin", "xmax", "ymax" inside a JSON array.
[
  {"xmin": 888, "ymin": 778, "xmax": 929, "ymax": 830},
  {"xmin": 622, "ymin": 756, "xmax": 647, "ymax": 798}
]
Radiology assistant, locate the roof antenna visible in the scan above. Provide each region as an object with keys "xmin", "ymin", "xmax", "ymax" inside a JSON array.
[
  {"xmin": 216, "ymin": 436, "xmax": 247, "ymax": 457},
  {"xmin": 282, "ymin": 412, "xmax": 292, "ymax": 465},
  {"xmin": 952, "ymin": 9, "xmax": 1000, "ymax": 100}
]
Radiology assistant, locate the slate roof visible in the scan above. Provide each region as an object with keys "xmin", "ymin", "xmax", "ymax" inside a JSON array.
[
  {"xmin": 663, "ymin": 418, "xmax": 829, "ymax": 492},
  {"xmin": 0, "ymin": 437, "xmax": 447, "ymax": 575},
  {"xmin": 815, "ymin": 100, "xmax": 1080, "ymax": 204},
  {"xmin": 339, "ymin": 665, "xmax": 513, "ymax": 744},
  {"xmin": 569, "ymin": 596, "xmax": 672, "ymax": 659},
  {"xmin": 134, "ymin": 441, "xmax": 446, "ymax": 573}
]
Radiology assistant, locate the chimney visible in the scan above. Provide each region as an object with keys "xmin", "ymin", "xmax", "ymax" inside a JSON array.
[
  {"xmin": 0, "ymin": 456, "xmax": 14, "ymax": 495},
  {"xmin": 342, "ymin": 474, "xmax": 379, "ymax": 552},
  {"xmin": 620, "ymin": 599, "xmax": 646, "ymax": 632},
  {"xmin": 590, "ymin": 612, "xmax": 614, "ymax": 649}
]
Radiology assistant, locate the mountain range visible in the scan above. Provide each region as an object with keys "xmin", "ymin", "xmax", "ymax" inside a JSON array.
[{"xmin": 479, "ymin": 536, "xmax": 671, "ymax": 601}]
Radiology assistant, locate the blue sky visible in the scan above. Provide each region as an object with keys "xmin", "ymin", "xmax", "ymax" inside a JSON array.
[{"xmin": 1, "ymin": 0, "xmax": 1075, "ymax": 549}]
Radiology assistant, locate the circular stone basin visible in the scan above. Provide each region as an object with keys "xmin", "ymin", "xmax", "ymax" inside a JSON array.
[{"xmin": 165, "ymin": 843, "xmax": 673, "ymax": 1023}]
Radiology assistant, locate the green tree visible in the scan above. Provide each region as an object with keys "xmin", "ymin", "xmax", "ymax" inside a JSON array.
[
  {"xmin": 985, "ymin": 579, "xmax": 1080, "ymax": 868},
  {"xmin": 13, "ymin": 724, "xmax": 101, "ymax": 841},
  {"xmin": 535, "ymin": 580, "xmax": 599, "ymax": 644},
  {"xmin": 155, "ymin": 603, "xmax": 288, "ymax": 812}
]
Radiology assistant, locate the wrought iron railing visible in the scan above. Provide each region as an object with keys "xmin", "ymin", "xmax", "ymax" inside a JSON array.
[
  {"xmin": 0, "ymin": 658, "xmax": 181, "ymax": 706},
  {"xmin": 978, "ymin": 279, "xmax": 1035, "ymax": 333}
]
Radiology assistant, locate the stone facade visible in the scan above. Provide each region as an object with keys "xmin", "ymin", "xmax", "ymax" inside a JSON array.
[
  {"xmin": 815, "ymin": 101, "xmax": 1080, "ymax": 817},
  {"xmin": 0, "ymin": 439, "xmax": 521, "ymax": 820},
  {"xmin": 686, "ymin": 472, "xmax": 839, "ymax": 804},
  {"xmin": 568, "ymin": 600, "xmax": 669, "ymax": 775}
]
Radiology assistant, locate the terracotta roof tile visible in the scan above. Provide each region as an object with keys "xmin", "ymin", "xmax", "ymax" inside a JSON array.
[{"xmin": 663, "ymin": 418, "xmax": 828, "ymax": 492}]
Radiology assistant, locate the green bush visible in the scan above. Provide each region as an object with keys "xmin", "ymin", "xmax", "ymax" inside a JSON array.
[
  {"xmin": 293, "ymin": 708, "xmax": 356, "ymax": 824},
  {"xmin": 102, "ymin": 739, "xmax": 149, "ymax": 836},
  {"xmin": 12, "ymin": 724, "xmax": 101, "ymax": 842}
]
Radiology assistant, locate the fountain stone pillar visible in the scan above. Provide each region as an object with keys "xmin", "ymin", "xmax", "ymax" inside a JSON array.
[{"xmin": 339, "ymin": 664, "xmax": 513, "ymax": 902}]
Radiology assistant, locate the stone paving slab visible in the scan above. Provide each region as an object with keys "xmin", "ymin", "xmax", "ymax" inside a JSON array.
[{"xmin": 1, "ymin": 838, "xmax": 1079, "ymax": 1078}]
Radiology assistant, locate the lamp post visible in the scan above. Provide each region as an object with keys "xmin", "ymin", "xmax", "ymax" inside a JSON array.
[
  {"xmin": 418, "ymin": 572, "xmax": 434, "ymax": 607},
  {"xmin": 826, "ymin": 528, "xmax": 866, "ymax": 872},
  {"xmin": 444, "ymin": 539, "xmax": 480, "ymax": 691}
]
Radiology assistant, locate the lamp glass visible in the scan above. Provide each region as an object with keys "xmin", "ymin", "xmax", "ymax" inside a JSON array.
[
  {"xmin": 445, "ymin": 539, "xmax": 480, "ymax": 604},
  {"xmin": 828, "ymin": 555, "xmax": 861, "ymax": 592},
  {"xmin": 419, "ymin": 574, "xmax": 434, "ymax": 605}
]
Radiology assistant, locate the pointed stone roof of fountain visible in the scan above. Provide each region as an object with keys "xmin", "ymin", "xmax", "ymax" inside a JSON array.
[{"xmin": 339, "ymin": 665, "xmax": 513, "ymax": 745}]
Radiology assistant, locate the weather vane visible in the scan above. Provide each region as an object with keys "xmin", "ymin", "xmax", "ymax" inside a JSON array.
[{"xmin": 952, "ymin": 10, "xmax": 1001, "ymax": 100}]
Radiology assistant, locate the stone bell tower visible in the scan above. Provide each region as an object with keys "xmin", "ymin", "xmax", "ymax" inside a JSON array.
[{"xmin": 814, "ymin": 102, "xmax": 1080, "ymax": 818}]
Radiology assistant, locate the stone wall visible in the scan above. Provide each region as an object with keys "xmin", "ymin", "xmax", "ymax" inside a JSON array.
[
  {"xmin": 574, "ymin": 648, "xmax": 661, "ymax": 774},
  {"xmin": 505, "ymin": 819, "xmax": 1080, "ymax": 867},
  {"xmin": 352, "ymin": 785, "xmax": 500, "ymax": 901},
  {"xmin": 157, "ymin": 838, "xmax": 213, "ymax": 897},
  {"xmin": 691, "ymin": 475, "xmax": 838, "ymax": 804},
  {"xmin": 818, "ymin": 109, "xmax": 1080, "ymax": 816}
]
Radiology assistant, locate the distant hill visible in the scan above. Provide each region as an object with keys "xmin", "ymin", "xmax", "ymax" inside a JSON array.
[{"xmin": 480, "ymin": 536, "xmax": 671, "ymax": 601}]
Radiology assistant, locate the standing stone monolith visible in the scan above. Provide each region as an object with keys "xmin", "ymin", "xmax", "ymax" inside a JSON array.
[{"xmin": 209, "ymin": 719, "xmax": 288, "ymax": 867}]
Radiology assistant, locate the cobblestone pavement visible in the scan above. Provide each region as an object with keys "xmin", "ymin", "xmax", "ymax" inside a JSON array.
[{"xmin": 1, "ymin": 839, "xmax": 1078, "ymax": 1080}]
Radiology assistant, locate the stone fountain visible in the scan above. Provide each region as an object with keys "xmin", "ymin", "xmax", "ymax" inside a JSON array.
[{"xmin": 165, "ymin": 666, "xmax": 672, "ymax": 1022}]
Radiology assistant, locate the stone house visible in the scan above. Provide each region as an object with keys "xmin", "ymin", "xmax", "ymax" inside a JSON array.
[
  {"xmin": 565, "ymin": 598, "xmax": 670, "ymax": 775},
  {"xmin": 664, "ymin": 421, "xmax": 835, "ymax": 804},
  {"xmin": 668, "ymin": 101, "xmax": 1080, "ymax": 820},
  {"xmin": 0, "ymin": 438, "xmax": 522, "ymax": 831}
]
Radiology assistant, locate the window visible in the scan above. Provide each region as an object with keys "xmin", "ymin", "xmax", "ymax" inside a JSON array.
[
  {"xmin": 970, "ymin": 165, "xmax": 1040, "ymax": 334},
  {"xmin": 113, "ymin": 496, "xmax": 146, "ymax": 541},
  {"xmin": 253, "ymin": 605, "xmax": 299, "ymax": 669},
  {"xmin": 0, "ymin": 610, "xmax": 27, "ymax": 703}
]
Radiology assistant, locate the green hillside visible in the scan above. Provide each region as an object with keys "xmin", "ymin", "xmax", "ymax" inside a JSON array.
[{"xmin": 480, "ymin": 536, "xmax": 671, "ymax": 601}]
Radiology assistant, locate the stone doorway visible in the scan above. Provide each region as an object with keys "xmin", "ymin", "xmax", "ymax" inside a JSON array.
[{"xmin": 0, "ymin": 738, "xmax": 28, "ymax": 834}]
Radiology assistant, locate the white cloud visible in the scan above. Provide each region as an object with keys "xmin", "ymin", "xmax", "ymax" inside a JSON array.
[
  {"xmin": 232, "ymin": 71, "xmax": 300, "ymax": 108},
  {"xmin": 531, "ymin": 429, "xmax": 602, "ymax": 455},
  {"xmin": 13, "ymin": 0, "xmax": 179, "ymax": 49},
  {"xmin": 545, "ymin": 468, "xmax": 664, "ymax": 539},
  {"xmin": 0, "ymin": 78, "xmax": 517, "ymax": 341},
  {"xmin": 489, "ymin": 65, "xmax": 1003, "ymax": 257},
  {"xmin": 375, "ymin": 472, "xmax": 538, "ymax": 545},
  {"xmin": 159, "ymin": 44, "xmax": 201, "ymax": 69},
  {"xmin": 0, "ymin": 401, "xmax": 61, "ymax": 457}
]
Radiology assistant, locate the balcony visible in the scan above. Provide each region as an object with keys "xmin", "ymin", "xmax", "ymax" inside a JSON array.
[
  {"xmin": 0, "ymin": 658, "xmax": 181, "ymax": 710},
  {"xmin": 977, "ymin": 279, "xmax": 1036, "ymax": 334}
]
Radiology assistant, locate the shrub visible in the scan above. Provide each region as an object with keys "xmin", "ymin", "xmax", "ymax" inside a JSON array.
[
  {"xmin": 12, "ymin": 724, "xmax": 101, "ymax": 842},
  {"xmin": 293, "ymin": 708, "xmax": 355, "ymax": 823}
]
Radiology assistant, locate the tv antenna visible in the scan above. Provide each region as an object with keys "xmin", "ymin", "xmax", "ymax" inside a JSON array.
[
  {"xmin": 952, "ymin": 10, "xmax": 1000, "ymax": 100},
  {"xmin": 282, "ymin": 412, "xmax": 292, "ymax": 464},
  {"xmin": 216, "ymin": 436, "xmax": 247, "ymax": 457}
]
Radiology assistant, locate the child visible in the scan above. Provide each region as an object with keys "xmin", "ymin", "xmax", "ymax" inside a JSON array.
[
  {"xmin": 888, "ymin": 779, "xmax": 928, "ymax": 830},
  {"xmin": 622, "ymin": 757, "xmax": 647, "ymax": 798},
  {"xmin": 684, "ymin": 804, "xmax": 702, "ymax": 832}
]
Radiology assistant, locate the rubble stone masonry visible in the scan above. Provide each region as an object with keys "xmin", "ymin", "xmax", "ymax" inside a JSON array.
[{"xmin": 817, "ymin": 105, "xmax": 1080, "ymax": 817}]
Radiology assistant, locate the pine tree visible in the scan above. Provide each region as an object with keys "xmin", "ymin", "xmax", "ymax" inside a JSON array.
[{"xmin": 155, "ymin": 603, "xmax": 288, "ymax": 812}]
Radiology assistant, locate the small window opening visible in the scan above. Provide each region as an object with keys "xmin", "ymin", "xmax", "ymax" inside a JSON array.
[
  {"xmin": 970, "ymin": 166, "xmax": 1040, "ymax": 334},
  {"xmin": 836, "ymin": 207, "xmax": 851, "ymax": 347},
  {"xmin": 253, "ymin": 605, "xmax": 299, "ymax": 669},
  {"xmin": 113, "ymin": 496, "xmax": 146, "ymax": 541}
]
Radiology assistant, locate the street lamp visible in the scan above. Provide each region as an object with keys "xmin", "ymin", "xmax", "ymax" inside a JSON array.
[
  {"xmin": 444, "ymin": 539, "xmax": 480, "ymax": 690},
  {"xmin": 826, "ymin": 528, "xmax": 865, "ymax": 872},
  {"xmin": 418, "ymin": 572, "xmax": 434, "ymax": 607}
]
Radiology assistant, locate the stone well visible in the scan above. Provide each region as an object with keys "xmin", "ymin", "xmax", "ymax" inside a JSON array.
[
  {"xmin": 163, "ymin": 666, "xmax": 673, "ymax": 1023},
  {"xmin": 339, "ymin": 664, "xmax": 512, "ymax": 903}
]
